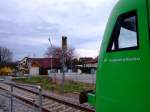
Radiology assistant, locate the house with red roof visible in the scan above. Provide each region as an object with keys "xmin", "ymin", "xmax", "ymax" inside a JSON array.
[
  {"xmin": 84, "ymin": 57, "xmax": 98, "ymax": 74},
  {"xmin": 18, "ymin": 57, "xmax": 61, "ymax": 75},
  {"xmin": 85, "ymin": 57, "xmax": 98, "ymax": 68},
  {"xmin": 75, "ymin": 57, "xmax": 98, "ymax": 74}
]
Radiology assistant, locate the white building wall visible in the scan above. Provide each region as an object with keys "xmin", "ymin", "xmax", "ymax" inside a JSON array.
[
  {"xmin": 86, "ymin": 63, "xmax": 97, "ymax": 68},
  {"xmin": 30, "ymin": 67, "xmax": 39, "ymax": 76}
]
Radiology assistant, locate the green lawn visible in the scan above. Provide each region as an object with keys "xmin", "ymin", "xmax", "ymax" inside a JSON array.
[{"xmin": 13, "ymin": 76, "xmax": 95, "ymax": 93}]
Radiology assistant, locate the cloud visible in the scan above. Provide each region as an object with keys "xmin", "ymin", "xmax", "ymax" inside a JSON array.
[
  {"xmin": 0, "ymin": 0, "xmax": 118, "ymax": 60},
  {"xmin": 76, "ymin": 48, "xmax": 99, "ymax": 58}
]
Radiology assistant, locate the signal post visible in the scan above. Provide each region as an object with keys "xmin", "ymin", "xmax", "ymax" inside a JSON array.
[{"xmin": 61, "ymin": 36, "xmax": 67, "ymax": 94}]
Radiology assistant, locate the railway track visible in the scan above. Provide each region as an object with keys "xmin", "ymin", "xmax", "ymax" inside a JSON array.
[{"xmin": 0, "ymin": 82, "xmax": 95, "ymax": 112}]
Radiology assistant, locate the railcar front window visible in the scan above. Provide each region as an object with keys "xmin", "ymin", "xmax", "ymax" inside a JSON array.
[{"xmin": 107, "ymin": 11, "xmax": 139, "ymax": 52}]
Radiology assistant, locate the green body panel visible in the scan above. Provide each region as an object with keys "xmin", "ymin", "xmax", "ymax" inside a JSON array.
[
  {"xmin": 88, "ymin": 92, "xmax": 96, "ymax": 107},
  {"xmin": 94, "ymin": 0, "xmax": 150, "ymax": 112}
]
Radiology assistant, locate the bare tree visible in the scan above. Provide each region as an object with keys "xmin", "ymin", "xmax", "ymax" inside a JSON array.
[
  {"xmin": 0, "ymin": 46, "xmax": 13, "ymax": 63},
  {"xmin": 45, "ymin": 46, "xmax": 76, "ymax": 68}
]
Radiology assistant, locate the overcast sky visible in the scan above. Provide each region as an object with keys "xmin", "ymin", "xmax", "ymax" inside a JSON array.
[{"xmin": 0, "ymin": 0, "xmax": 118, "ymax": 61}]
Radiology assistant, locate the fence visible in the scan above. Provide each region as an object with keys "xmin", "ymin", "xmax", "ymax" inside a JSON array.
[
  {"xmin": 49, "ymin": 73, "xmax": 96, "ymax": 84},
  {"xmin": 0, "ymin": 81, "xmax": 42, "ymax": 112}
]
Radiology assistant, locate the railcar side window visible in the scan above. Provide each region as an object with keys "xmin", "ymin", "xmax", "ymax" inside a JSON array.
[{"xmin": 107, "ymin": 11, "xmax": 139, "ymax": 52}]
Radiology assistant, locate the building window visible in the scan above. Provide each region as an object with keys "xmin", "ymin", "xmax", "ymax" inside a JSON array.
[{"xmin": 107, "ymin": 10, "xmax": 139, "ymax": 52}]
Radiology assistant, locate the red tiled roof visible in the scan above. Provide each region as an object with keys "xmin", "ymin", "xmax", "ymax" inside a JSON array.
[
  {"xmin": 86, "ymin": 57, "xmax": 98, "ymax": 64},
  {"xmin": 29, "ymin": 58, "xmax": 61, "ymax": 69}
]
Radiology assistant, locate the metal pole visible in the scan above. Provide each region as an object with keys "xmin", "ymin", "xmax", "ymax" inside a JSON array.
[
  {"xmin": 61, "ymin": 49, "xmax": 65, "ymax": 94},
  {"xmin": 51, "ymin": 56, "xmax": 52, "ymax": 73},
  {"xmin": 39, "ymin": 86, "xmax": 42, "ymax": 112},
  {"xmin": 92, "ymin": 73, "xmax": 94, "ymax": 84},
  {"xmin": 48, "ymin": 37, "xmax": 53, "ymax": 74},
  {"xmin": 10, "ymin": 85, "xmax": 13, "ymax": 112},
  {"xmin": 70, "ymin": 58, "xmax": 72, "ymax": 73}
]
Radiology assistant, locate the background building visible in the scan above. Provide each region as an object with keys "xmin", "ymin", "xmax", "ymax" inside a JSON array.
[{"xmin": 18, "ymin": 57, "xmax": 61, "ymax": 75}]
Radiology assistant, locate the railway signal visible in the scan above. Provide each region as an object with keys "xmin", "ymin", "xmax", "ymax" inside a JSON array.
[{"xmin": 62, "ymin": 36, "xmax": 67, "ymax": 49}]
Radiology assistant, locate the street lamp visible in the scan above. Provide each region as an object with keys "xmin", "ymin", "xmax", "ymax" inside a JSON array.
[{"xmin": 48, "ymin": 37, "xmax": 53, "ymax": 73}]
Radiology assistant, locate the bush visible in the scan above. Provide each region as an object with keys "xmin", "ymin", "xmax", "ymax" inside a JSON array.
[{"xmin": 0, "ymin": 67, "xmax": 12, "ymax": 75}]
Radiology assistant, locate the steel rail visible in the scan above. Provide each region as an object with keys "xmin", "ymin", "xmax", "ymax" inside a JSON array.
[
  {"xmin": 9, "ymin": 83, "xmax": 95, "ymax": 112},
  {"xmin": 0, "ymin": 86, "xmax": 51, "ymax": 112}
]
